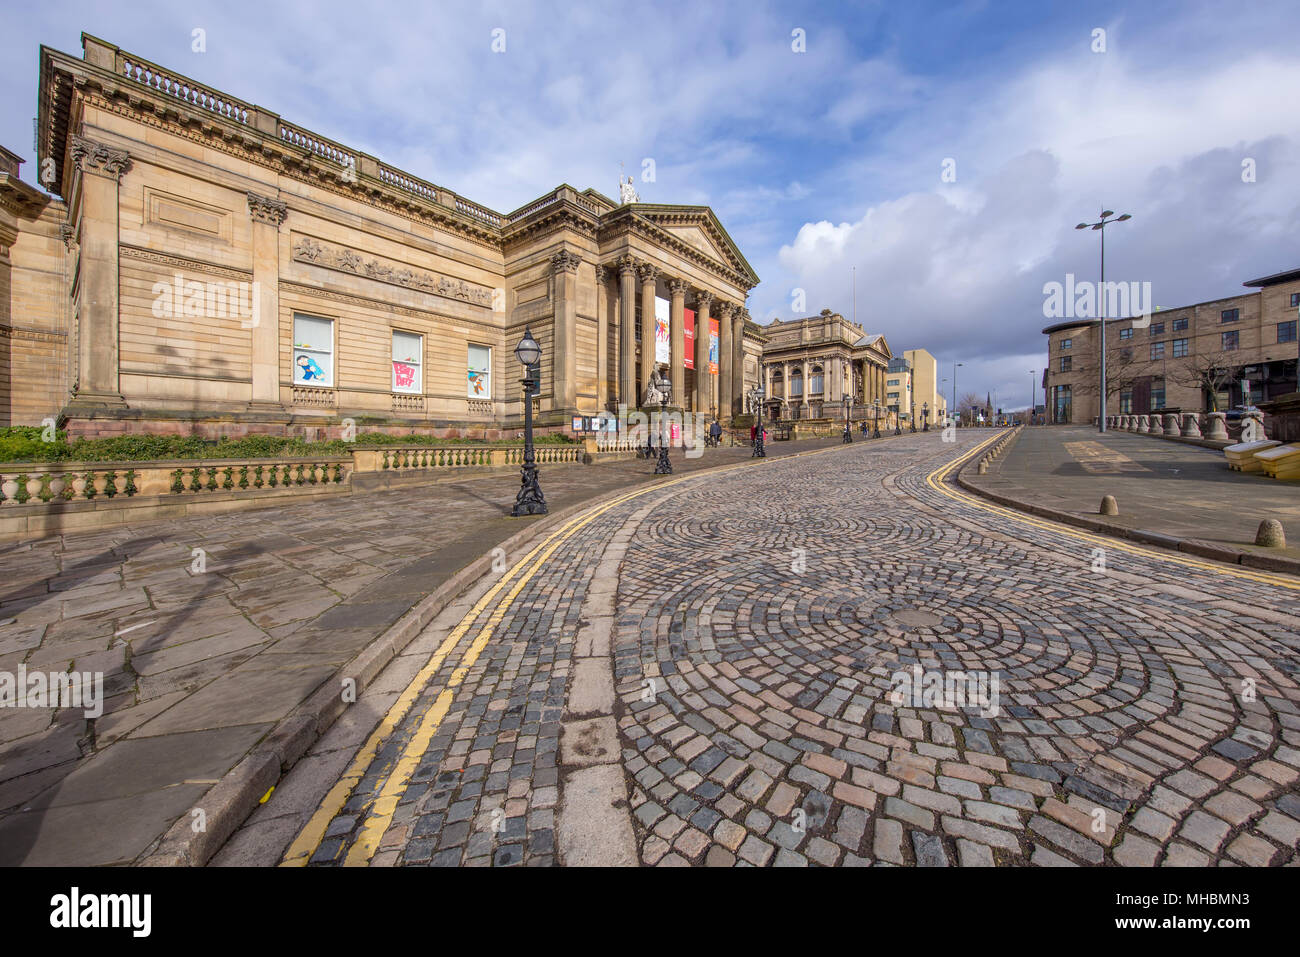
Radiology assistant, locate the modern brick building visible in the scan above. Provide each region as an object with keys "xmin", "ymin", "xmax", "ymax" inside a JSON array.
[
  {"xmin": 1, "ymin": 35, "xmax": 767, "ymax": 438},
  {"xmin": 1042, "ymin": 268, "xmax": 1300, "ymax": 425}
]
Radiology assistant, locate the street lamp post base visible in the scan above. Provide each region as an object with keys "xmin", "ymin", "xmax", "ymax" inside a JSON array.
[
  {"xmin": 511, "ymin": 464, "xmax": 548, "ymax": 516},
  {"xmin": 654, "ymin": 446, "xmax": 673, "ymax": 474}
]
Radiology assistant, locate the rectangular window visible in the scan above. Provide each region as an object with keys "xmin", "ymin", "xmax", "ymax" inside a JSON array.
[
  {"xmin": 1149, "ymin": 322, "xmax": 1165, "ymax": 336},
  {"xmin": 1059, "ymin": 356, "xmax": 1072, "ymax": 372},
  {"xmin": 1150, "ymin": 342, "xmax": 1165, "ymax": 360},
  {"xmin": 1061, "ymin": 338, "xmax": 1072, "ymax": 350},
  {"xmin": 1119, "ymin": 328, "xmax": 1133, "ymax": 340},
  {"xmin": 1222, "ymin": 330, "xmax": 1239, "ymax": 351},
  {"xmin": 1221, "ymin": 308, "xmax": 1239, "ymax": 323},
  {"xmin": 1173, "ymin": 317, "xmax": 1188, "ymax": 331},
  {"xmin": 467, "ymin": 344, "xmax": 491, "ymax": 399},
  {"xmin": 1279, "ymin": 320, "xmax": 1298, "ymax": 343},
  {"xmin": 1120, "ymin": 390, "xmax": 1133, "ymax": 414},
  {"xmin": 887, "ymin": 378, "xmax": 899, "ymax": 386},
  {"xmin": 1291, "ymin": 293, "xmax": 1300, "ymax": 308},
  {"xmin": 392, "ymin": 331, "xmax": 422, "ymax": 394},
  {"xmin": 811, "ymin": 372, "xmax": 824, "ymax": 394},
  {"xmin": 293, "ymin": 314, "xmax": 334, "ymax": 387},
  {"xmin": 1151, "ymin": 380, "xmax": 1166, "ymax": 410},
  {"xmin": 1173, "ymin": 337, "xmax": 1189, "ymax": 357}
]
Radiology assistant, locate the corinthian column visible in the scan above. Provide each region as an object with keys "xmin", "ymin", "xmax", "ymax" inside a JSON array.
[
  {"xmin": 694, "ymin": 291, "xmax": 713, "ymax": 414},
  {"xmin": 66, "ymin": 135, "xmax": 131, "ymax": 411},
  {"xmin": 638, "ymin": 261, "xmax": 658, "ymax": 402},
  {"xmin": 716, "ymin": 301, "xmax": 734, "ymax": 420},
  {"xmin": 247, "ymin": 191, "xmax": 287, "ymax": 409},
  {"xmin": 552, "ymin": 249, "xmax": 583, "ymax": 412},
  {"xmin": 732, "ymin": 308, "xmax": 747, "ymax": 417},
  {"xmin": 617, "ymin": 255, "xmax": 637, "ymax": 407},
  {"xmin": 668, "ymin": 278, "xmax": 687, "ymax": 406}
]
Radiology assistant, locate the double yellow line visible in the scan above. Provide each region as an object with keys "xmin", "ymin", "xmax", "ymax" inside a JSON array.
[
  {"xmin": 925, "ymin": 432, "xmax": 1300, "ymax": 592},
  {"xmin": 281, "ymin": 442, "xmax": 850, "ymax": 866}
]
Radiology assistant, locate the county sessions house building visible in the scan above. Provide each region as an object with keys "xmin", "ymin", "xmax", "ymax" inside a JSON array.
[{"xmin": 1, "ymin": 34, "xmax": 765, "ymax": 438}]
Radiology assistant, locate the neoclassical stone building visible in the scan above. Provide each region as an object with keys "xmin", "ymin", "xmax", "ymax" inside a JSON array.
[
  {"xmin": 758, "ymin": 309, "xmax": 895, "ymax": 422},
  {"xmin": 1, "ymin": 34, "xmax": 766, "ymax": 437}
]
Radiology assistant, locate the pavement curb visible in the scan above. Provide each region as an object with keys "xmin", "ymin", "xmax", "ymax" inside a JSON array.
[
  {"xmin": 138, "ymin": 440, "xmax": 851, "ymax": 866},
  {"xmin": 955, "ymin": 430, "xmax": 1300, "ymax": 578}
]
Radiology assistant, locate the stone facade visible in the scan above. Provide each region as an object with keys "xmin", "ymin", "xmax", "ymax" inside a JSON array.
[
  {"xmin": 902, "ymin": 348, "xmax": 946, "ymax": 426},
  {"xmin": 2, "ymin": 34, "xmax": 765, "ymax": 437},
  {"xmin": 758, "ymin": 308, "xmax": 895, "ymax": 423},
  {"xmin": 1043, "ymin": 268, "xmax": 1300, "ymax": 425}
]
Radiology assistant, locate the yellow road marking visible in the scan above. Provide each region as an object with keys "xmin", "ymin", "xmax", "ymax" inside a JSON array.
[
  {"xmin": 927, "ymin": 432, "xmax": 1300, "ymax": 592},
  {"xmin": 282, "ymin": 440, "xmax": 855, "ymax": 866}
]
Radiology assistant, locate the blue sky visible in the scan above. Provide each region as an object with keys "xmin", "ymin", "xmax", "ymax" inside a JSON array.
[{"xmin": 4, "ymin": 0, "xmax": 1298, "ymax": 410}]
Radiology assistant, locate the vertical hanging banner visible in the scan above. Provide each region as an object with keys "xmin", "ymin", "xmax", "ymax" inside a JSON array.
[
  {"xmin": 684, "ymin": 308, "xmax": 696, "ymax": 370},
  {"xmin": 654, "ymin": 296, "xmax": 670, "ymax": 365},
  {"xmin": 708, "ymin": 318, "xmax": 719, "ymax": 374}
]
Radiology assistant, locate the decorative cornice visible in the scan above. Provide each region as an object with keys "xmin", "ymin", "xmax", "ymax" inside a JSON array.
[
  {"xmin": 247, "ymin": 191, "xmax": 288, "ymax": 226},
  {"xmin": 69, "ymin": 133, "xmax": 131, "ymax": 180},
  {"xmin": 120, "ymin": 244, "xmax": 252, "ymax": 282},
  {"xmin": 292, "ymin": 235, "xmax": 494, "ymax": 308},
  {"xmin": 551, "ymin": 249, "xmax": 582, "ymax": 274}
]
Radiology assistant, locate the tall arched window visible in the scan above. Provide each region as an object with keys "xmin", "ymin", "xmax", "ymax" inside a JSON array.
[
  {"xmin": 771, "ymin": 369, "xmax": 784, "ymax": 399},
  {"xmin": 810, "ymin": 365, "xmax": 824, "ymax": 395},
  {"xmin": 789, "ymin": 368, "xmax": 803, "ymax": 397}
]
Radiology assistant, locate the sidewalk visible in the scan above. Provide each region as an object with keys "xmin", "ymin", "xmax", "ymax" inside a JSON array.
[
  {"xmin": 0, "ymin": 436, "xmax": 849, "ymax": 865},
  {"xmin": 964, "ymin": 425, "xmax": 1300, "ymax": 564}
]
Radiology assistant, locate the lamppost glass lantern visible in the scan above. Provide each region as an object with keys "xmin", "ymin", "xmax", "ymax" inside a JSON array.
[{"xmin": 511, "ymin": 327, "xmax": 547, "ymax": 516}]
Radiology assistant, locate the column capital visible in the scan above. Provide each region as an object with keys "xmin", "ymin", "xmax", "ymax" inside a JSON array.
[
  {"xmin": 615, "ymin": 253, "xmax": 638, "ymax": 277},
  {"xmin": 247, "ymin": 191, "xmax": 288, "ymax": 226},
  {"xmin": 715, "ymin": 300, "xmax": 735, "ymax": 319},
  {"xmin": 69, "ymin": 134, "xmax": 131, "ymax": 181},
  {"xmin": 551, "ymin": 249, "xmax": 582, "ymax": 274},
  {"xmin": 667, "ymin": 277, "xmax": 689, "ymax": 296},
  {"xmin": 637, "ymin": 261, "xmax": 659, "ymax": 284},
  {"xmin": 694, "ymin": 290, "xmax": 715, "ymax": 309}
]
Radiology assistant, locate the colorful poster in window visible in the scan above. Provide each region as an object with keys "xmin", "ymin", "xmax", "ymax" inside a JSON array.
[
  {"xmin": 293, "ymin": 314, "xmax": 334, "ymax": 387},
  {"xmin": 467, "ymin": 344, "xmax": 491, "ymax": 398},
  {"xmin": 654, "ymin": 296, "xmax": 670, "ymax": 365},
  {"xmin": 708, "ymin": 318, "xmax": 719, "ymax": 374},
  {"xmin": 393, "ymin": 362, "xmax": 417, "ymax": 390},
  {"xmin": 684, "ymin": 308, "xmax": 695, "ymax": 370}
]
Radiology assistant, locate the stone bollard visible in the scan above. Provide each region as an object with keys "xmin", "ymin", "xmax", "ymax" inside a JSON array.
[
  {"xmin": 1242, "ymin": 410, "xmax": 1267, "ymax": 441},
  {"xmin": 1163, "ymin": 413, "xmax": 1180, "ymax": 436},
  {"xmin": 1135, "ymin": 414, "xmax": 1148, "ymax": 433},
  {"xmin": 1205, "ymin": 412, "xmax": 1229, "ymax": 441},
  {"xmin": 1128, "ymin": 415, "xmax": 1139, "ymax": 432},
  {"xmin": 1181, "ymin": 413, "xmax": 1201, "ymax": 438},
  {"xmin": 977, "ymin": 460, "xmax": 988, "ymax": 474},
  {"xmin": 1100, "ymin": 495, "xmax": 1119, "ymax": 516},
  {"xmin": 1255, "ymin": 519, "xmax": 1285, "ymax": 548}
]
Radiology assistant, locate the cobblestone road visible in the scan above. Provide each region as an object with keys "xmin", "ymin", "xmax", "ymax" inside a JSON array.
[{"xmin": 273, "ymin": 430, "xmax": 1300, "ymax": 867}]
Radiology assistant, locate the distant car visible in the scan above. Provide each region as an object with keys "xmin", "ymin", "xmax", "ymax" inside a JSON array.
[{"xmin": 1224, "ymin": 405, "xmax": 1261, "ymax": 424}]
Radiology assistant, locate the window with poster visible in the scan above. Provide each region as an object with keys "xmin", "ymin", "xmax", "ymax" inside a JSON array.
[
  {"xmin": 293, "ymin": 314, "xmax": 334, "ymax": 387},
  {"xmin": 467, "ymin": 344, "xmax": 491, "ymax": 399},
  {"xmin": 392, "ymin": 330, "xmax": 422, "ymax": 393}
]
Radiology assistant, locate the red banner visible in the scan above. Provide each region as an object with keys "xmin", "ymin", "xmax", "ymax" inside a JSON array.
[{"xmin": 684, "ymin": 308, "xmax": 695, "ymax": 370}]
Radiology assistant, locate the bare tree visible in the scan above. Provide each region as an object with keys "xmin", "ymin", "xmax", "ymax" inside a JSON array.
[
  {"xmin": 1072, "ymin": 343, "xmax": 1150, "ymax": 406},
  {"xmin": 1168, "ymin": 350, "xmax": 1238, "ymax": 411},
  {"xmin": 957, "ymin": 391, "xmax": 982, "ymax": 424}
]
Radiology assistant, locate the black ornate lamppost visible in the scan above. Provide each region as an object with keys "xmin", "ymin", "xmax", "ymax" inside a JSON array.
[
  {"xmin": 511, "ymin": 328, "xmax": 547, "ymax": 516},
  {"xmin": 909, "ymin": 401, "xmax": 918, "ymax": 433},
  {"xmin": 842, "ymin": 394, "xmax": 852, "ymax": 443},
  {"xmin": 653, "ymin": 367, "xmax": 673, "ymax": 475},
  {"xmin": 872, "ymin": 401, "xmax": 881, "ymax": 439},
  {"xmin": 922, "ymin": 401, "xmax": 930, "ymax": 432},
  {"xmin": 894, "ymin": 406, "xmax": 903, "ymax": 436},
  {"xmin": 751, "ymin": 385, "xmax": 766, "ymax": 457}
]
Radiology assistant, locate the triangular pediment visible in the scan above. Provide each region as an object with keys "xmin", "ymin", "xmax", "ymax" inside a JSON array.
[
  {"xmin": 634, "ymin": 206, "xmax": 759, "ymax": 286},
  {"xmin": 661, "ymin": 224, "xmax": 730, "ymax": 264}
]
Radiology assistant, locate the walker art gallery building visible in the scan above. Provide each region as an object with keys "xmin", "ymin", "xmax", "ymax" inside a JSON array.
[{"xmin": 0, "ymin": 35, "xmax": 767, "ymax": 438}]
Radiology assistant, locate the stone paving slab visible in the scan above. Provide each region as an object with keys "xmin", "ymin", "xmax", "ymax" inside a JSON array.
[
  {"xmin": 263, "ymin": 430, "xmax": 1300, "ymax": 867},
  {"xmin": 970, "ymin": 426, "xmax": 1300, "ymax": 554},
  {"xmin": 0, "ymin": 436, "xmax": 841, "ymax": 865}
]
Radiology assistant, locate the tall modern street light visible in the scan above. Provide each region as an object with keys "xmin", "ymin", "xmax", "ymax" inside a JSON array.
[
  {"xmin": 952, "ymin": 362, "xmax": 963, "ymax": 427},
  {"xmin": 1075, "ymin": 210, "xmax": 1132, "ymax": 433},
  {"xmin": 511, "ymin": 328, "xmax": 547, "ymax": 516}
]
